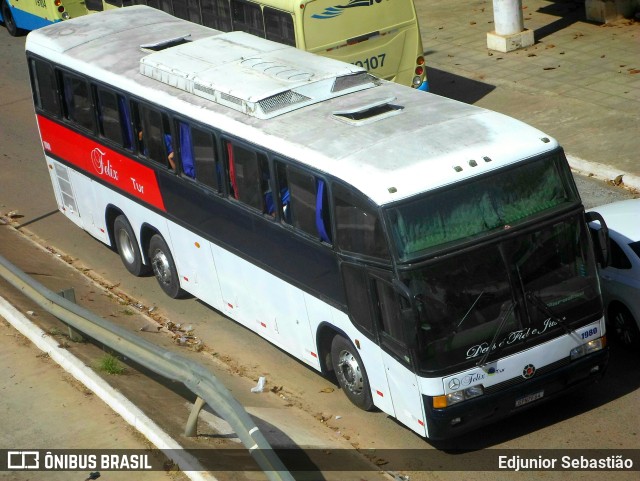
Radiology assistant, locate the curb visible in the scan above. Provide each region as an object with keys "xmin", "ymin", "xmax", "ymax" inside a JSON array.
[
  {"xmin": 0, "ymin": 294, "xmax": 217, "ymax": 481},
  {"xmin": 567, "ymin": 155, "xmax": 640, "ymax": 194}
]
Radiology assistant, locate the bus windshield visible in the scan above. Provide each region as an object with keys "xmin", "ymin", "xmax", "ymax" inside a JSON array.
[
  {"xmin": 404, "ymin": 215, "xmax": 602, "ymax": 374},
  {"xmin": 387, "ymin": 154, "xmax": 579, "ymax": 262}
]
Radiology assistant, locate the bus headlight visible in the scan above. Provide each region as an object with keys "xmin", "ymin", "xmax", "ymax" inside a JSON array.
[
  {"xmin": 570, "ymin": 337, "xmax": 605, "ymax": 360},
  {"xmin": 412, "ymin": 76, "xmax": 422, "ymax": 87},
  {"xmin": 433, "ymin": 385, "xmax": 484, "ymax": 408}
]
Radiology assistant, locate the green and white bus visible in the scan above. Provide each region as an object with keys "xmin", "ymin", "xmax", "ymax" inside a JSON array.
[{"xmin": 26, "ymin": 6, "xmax": 609, "ymax": 438}]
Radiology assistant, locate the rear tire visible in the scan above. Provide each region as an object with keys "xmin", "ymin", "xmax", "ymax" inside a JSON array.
[
  {"xmin": 2, "ymin": 1, "xmax": 23, "ymax": 37},
  {"xmin": 331, "ymin": 335, "xmax": 374, "ymax": 410},
  {"xmin": 148, "ymin": 234, "xmax": 184, "ymax": 299},
  {"xmin": 610, "ymin": 305, "xmax": 640, "ymax": 350},
  {"xmin": 113, "ymin": 215, "xmax": 148, "ymax": 276}
]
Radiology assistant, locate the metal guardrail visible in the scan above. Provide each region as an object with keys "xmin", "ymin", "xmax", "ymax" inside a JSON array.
[{"xmin": 0, "ymin": 253, "xmax": 295, "ymax": 481}]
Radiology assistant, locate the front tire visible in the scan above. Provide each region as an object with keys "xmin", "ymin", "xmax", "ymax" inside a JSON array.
[
  {"xmin": 610, "ymin": 305, "xmax": 640, "ymax": 350},
  {"xmin": 331, "ymin": 335, "xmax": 374, "ymax": 410},
  {"xmin": 113, "ymin": 215, "xmax": 148, "ymax": 276},
  {"xmin": 148, "ymin": 234, "xmax": 184, "ymax": 299},
  {"xmin": 2, "ymin": 1, "xmax": 23, "ymax": 37}
]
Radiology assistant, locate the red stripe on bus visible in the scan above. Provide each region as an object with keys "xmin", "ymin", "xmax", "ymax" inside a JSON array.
[{"xmin": 37, "ymin": 115, "xmax": 166, "ymax": 211}]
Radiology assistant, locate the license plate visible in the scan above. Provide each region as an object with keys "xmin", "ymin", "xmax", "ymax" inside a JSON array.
[{"xmin": 515, "ymin": 390, "xmax": 544, "ymax": 407}]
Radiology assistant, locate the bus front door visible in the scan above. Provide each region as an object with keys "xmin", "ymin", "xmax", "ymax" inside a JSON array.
[{"xmin": 372, "ymin": 278, "xmax": 427, "ymax": 436}]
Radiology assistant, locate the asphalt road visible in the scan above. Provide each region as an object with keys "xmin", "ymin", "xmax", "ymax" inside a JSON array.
[{"xmin": 1, "ymin": 20, "xmax": 639, "ymax": 481}]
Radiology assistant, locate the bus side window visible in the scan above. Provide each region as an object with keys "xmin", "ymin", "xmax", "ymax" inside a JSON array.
[
  {"xmin": 333, "ymin": 183, "xmax": 389, "ymax": 259},
  {"xmin": 274, "ymin": 161, "xmax": 290, "ymax": 221},
  {"xmin": 231, "ymin": 0, "xmax": 265, "ymax": 37},
  {"xmin": 342, "ymin": 264, "xmax": 375, "ymax": 335},
  {"xmin": 61, "ymin": 72, "xmax": 96, "ymax": 132},
  {"xmin": 373, "ymin": 278, "xmax": 410, "ymax": 364},
  {"xmin": 97, "ymin": 88, "xmax": 130, "ymax": 147},
  {"xmin": 29, "ymin": 59, "xmax": 60, "ymax": 117},
  {"xmin": 284, "ymin": 165, "xmax": 332, "ymax": 243},
  {"xmin": 179, "ymin": 122, "xmax": 221, "ymax": 190},
  {"xmin": 264, "ymin": 8, "xmax": 295, "ymax": 47},
  {"xmin": 225, "ymin": 141, "xmax": 268, "ymax": 211},
  {"xmin": 133, "ymin": 102, "xmax": 174, "ymax": 169},
  {"xmin": 201, "ymin": 0, "xmax": 232, "ymax": 31}
]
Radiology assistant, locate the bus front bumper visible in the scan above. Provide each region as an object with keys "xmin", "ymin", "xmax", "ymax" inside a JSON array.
[{"xmin": 423, "ymin": 348, "xmax": 609, "ymax": 440}]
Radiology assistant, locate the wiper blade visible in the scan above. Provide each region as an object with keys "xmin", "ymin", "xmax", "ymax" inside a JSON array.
[
  {"xmin": 476, "ymin": 301, "xmax": 515, "ymax": 367},
  {"xmin": 456, "ymin": 291, "xmax": 484, "ymax": 333},
  {"xmin": 525, "ymin": 291, "xmax": 571, "ymax": 334}
]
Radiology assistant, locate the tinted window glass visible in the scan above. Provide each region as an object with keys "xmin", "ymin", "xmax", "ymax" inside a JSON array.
[
  {"xmin": 31, "ymin": 60, "xmax": 60, "ymax": 116},
  {"xmin": 609, "ymin": 239, "xmax": 632, "ymax": 269},
  {"xmin": 62, "ymin": 72, "xmax": 95, "ymax": 132},
  {"xmin": 342, "ymin": 264, "xmax": 374, "ymax": 334},
  {"xmin": 172, "ymin": 0, "xmax": 202, "ymax": 23},
  {"xmin": 388, "ymin": 155, "xmax": 577, "ymax": 261},
  {"xmin": 231, "ymin": 0, "xmax": 264, "ymax": 37},
  {"xmin": 134, "ymin": 103, "xmax": 173, "ymax": 169},
  {"xmin": 287, "ymin": 167, "xmax": 317, "ymax": 237},
  {"xmin": 264, "ymin": 7, "xmax": 295, "ymax": 46},
  {"xmin": 334, "ymin": 183, "xmax": 389, "ymax": 258},
  {"xmin": 201, "ymin": 0, "xmax": 232, "ymax": 30},
  {"xmin": 277, "ymin": 164, "xmax": 331, "ymax": 242},
  {"xmin": 187, "ymin": 124, "xmax": 220, "ymax": 189},
  {"xmin": 226, "ymin": 142, "xmax": 268, "ymax": 211},
  {"xmin": 97, "ymin": 89, "xmax": 124, "ymax": 146}
]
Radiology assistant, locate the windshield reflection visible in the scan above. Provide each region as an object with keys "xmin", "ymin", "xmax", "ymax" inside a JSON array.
[
  {"xmin": 387, "ymin": 153, "xmax": 578, "ymax": 262},
  {"xmin": 404, "ymin": 216, "xmax": 601, "ymax": 373}
]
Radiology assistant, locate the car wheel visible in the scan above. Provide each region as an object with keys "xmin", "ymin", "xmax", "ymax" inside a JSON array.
[
  {"xmin": 610, "ymin": 305, "xmax": 640, "ymax": 350},
  {"xmin": 148, "ymin": 234, "xmax": 184, "ymax": 299},
  {"xmin": 331, "ymin": 335, "xmax": 374, "ymax": 410},
  {"xmin": 2, "ymin": 1, "xmax": 23, "ymax": 37},
  {"xmin": 113, "ymin": 215, "xmax": 148, "ymax": 276}
]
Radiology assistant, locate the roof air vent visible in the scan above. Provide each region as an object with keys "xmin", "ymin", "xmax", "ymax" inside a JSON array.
[
  {"xmin": 259, "ymin": 90, "xmax": 311, "ymax": 114},
  {"xmin": 140, "ymin": 35, "xmax": 192, "ymax": 51},
  {"xmin": 332, "ymin": 72, "xmax": 380, "ymax": 92},
  {"xmin": 333, "ymin": 97, "xmax": 403, "ymax": 125}
]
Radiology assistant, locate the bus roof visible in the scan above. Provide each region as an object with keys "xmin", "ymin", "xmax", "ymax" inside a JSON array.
[{"xmin": 26, "ymin": 6, "xmax": 559, "ymax": 206}]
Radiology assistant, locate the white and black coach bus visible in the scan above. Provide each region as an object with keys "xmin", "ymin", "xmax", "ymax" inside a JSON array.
[{"xmin": 26, "ymin": 6, "xmax": 610, "ymax": 439}]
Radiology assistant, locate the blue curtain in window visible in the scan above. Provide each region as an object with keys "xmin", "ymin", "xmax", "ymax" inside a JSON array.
[
  {"xmin": 316, "ymin": 179, "xmax": 330, "ymax": 243},
  {"xmin": 179, "ymin": 122, "xmax": 195, "ymax": 178},
  {"xmin": 118, "ymin": 96, "xmax": 134, "ymax": 149}
]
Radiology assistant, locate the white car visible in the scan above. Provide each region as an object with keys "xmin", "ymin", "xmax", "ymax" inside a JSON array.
[{"xmin": 589, "ymin": 199, "xmax": 640, "ymax": 349}]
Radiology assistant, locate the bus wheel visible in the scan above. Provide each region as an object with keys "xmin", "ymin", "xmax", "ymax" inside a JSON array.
[
  {"xmin": 2, "ymin": 1, "xmax": 22, "ymax": 37},
  {"xmin": 113, "ymin": 215, "xmax": 148, "ymax": 277},
  {"xmin": 148, "ymin": 234, "xmax": 184, "ymax": 299},
  {"xmin": 610, "ymin": 305, "xmax": 640, "ymax": 349},
  {"xmin": 331, "ymin": 335, "xmax": 373, "ymax": 411}
]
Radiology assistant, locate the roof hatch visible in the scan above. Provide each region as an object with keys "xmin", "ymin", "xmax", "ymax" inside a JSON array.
[
  {"xmin": 333, "ymin": 97, "xmax": 403, "ymax": 125},
  {"xmin": 139, "ymin": 31, "xmax": 379, "ymax": 119}
]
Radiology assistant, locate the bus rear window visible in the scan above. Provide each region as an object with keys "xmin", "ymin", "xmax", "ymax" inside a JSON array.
[
  {"xmin": 302, "ymin": 0, "xmax": 415, "ymax": 50},
  {"xmin": 264, "ymin": 7, "xmax": 295, "ymax": 46},
  {"xmin": 387, "ymin": 154, "xmax": 579, "ymax": 261}
]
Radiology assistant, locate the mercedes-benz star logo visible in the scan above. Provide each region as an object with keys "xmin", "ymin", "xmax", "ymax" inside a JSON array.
[{"xmin": 448, "ymin": 378, "xmax": 461, "ymax": 390}]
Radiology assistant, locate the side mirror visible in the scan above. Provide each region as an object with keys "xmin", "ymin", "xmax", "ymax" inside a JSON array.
[{"xmin": 586, "ymin": 211, "xmax": 610, "ymax": 268}]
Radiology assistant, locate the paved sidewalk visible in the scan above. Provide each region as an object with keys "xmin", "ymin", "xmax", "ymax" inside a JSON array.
[{"xmin": 415, "ymin": 0, "xmax": 640, "ymax": 190}]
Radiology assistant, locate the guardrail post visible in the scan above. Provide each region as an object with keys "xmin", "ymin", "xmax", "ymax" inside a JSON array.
[
  {"xmin": 185, "ymin": 395, "xmax": 206, "ymax": 437},
  {"xmin": 58, "ymin": 288, "xmax": 84, "ymax": 342}
]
